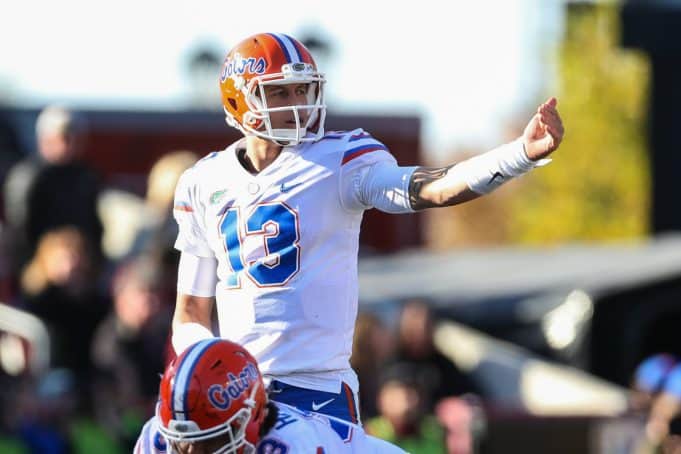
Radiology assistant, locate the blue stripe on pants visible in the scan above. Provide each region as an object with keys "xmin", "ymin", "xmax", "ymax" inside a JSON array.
[{"xmin": 267, "ymin": 380, "xmax": 360, "ymax": 426}]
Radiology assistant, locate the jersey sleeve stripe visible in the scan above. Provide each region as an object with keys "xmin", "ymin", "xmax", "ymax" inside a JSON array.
[
  {"xmin": 341, "ymin": 145, "xmax": 388, "ymax": 165},
  {"xmin": 174, "ymin": 202, "xmax": 194, "ymax": 213}
]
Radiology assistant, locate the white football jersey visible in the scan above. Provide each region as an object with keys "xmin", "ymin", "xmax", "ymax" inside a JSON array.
[
  {"xmin": 134, "ymin": 416, "xmax": 167, "ymax": 454},
  {"xmin": 133, "ymin": 403, "xmax": 406, "ymax": 453},
  {"xmin": 173, "ymin": 129, "xmax": 413, "ymax": 393},
  {"xmin": 259, "ymin": 403, "xmax": 407, "ymax": 453}
]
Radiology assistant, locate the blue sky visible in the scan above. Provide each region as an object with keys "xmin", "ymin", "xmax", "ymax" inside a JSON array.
[{"xmin": 0, "ymin": 0, "xmax": 564, "ymax": 159}]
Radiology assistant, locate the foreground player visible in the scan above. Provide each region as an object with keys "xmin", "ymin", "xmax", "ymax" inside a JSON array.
[
  {"xmin": 134, "ymin": 339, "xmax": 404, "ymax": 453},
  {"xmin": 171, "ymin": 32, "xmax": 565, "ymax": 423}
]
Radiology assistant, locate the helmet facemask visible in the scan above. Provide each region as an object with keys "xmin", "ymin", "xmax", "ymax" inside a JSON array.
[
  {"xmin": 159, "ymin": 381, "xmax": 263, "ymax": 454},
  {"xmin": 229, "ymin": 62, "xmax": 326, "ymax": 146}
]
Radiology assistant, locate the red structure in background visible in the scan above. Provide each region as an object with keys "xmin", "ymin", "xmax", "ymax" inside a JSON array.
[{"xmin": 77, "ymin": 109, "xmax": 424, "ymax": 254}]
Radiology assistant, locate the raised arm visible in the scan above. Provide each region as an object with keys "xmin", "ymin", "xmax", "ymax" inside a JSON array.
[{"xmin": 409, "ymin": 97, "xmax": 564, "ymax": 210}]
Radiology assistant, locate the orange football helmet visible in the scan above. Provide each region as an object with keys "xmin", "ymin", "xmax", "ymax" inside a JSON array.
[
  {"xmin": 157, "ymin": 339, "xmax": 268, "ymax": 454},
  {"xmin": 219, "ymin": 33, "xmax": 326, "ymax": 145}
]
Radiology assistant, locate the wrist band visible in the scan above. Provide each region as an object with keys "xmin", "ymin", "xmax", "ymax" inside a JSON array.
[
  {"xmin": 172, "ymin": 322, "xmax": 215, "ymax": 355},
  {"xmin": 462, "ymin": 139, "xmax": 550, "ymax": 195}
]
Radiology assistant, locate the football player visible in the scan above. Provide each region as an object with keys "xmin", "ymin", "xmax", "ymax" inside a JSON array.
[
  {"xmin": 171, "ymin": 32, "xmax": 564, "ymax": 424},
  {"xmin": 134, "ymin": 338, "xmax": 404, "ymax": 453}
]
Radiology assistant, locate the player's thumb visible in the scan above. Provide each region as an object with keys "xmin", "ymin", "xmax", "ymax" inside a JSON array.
[{"xmin": 523, "ymin": 114, "xmax": 541, "ymax": 139}]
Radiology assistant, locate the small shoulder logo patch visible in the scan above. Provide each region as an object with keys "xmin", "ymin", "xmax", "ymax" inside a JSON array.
[{"xmin": 210, "ymin": 189, "xmax": 227, "ymax": 205}]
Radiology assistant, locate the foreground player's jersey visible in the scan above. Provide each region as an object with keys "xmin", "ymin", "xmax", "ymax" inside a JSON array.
[
  {"xmin": 133, "ymin": 403, "xmax": 406, "ymax": 453},
  {"xmin": 173, "ymin": 129, "xmax": 406, "ymax": 392},
  {"xmin": 260, "ymin": 403, "xmax": 406, "ymax": 453}
]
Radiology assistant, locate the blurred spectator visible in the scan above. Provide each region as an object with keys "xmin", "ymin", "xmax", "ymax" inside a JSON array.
[
  {"xmin": 3, "ymin": 105, "xmax": 103, "ymax": 275},
  {"xmin": 630, "ymin": 353, "xmax": 678, "ymax": 412},
  {"xmin": 0, "ymin": 223, "xmax": 15, "ymax": 303},
  {"xmin": 13, "ymin": 368, "xmax": 120, "ymax": 454},
  {"xmin": 17, "ymin": 369, "xmax": 75, "ymax": 453},
  {"xmin": 99, "ymin": 149, "xmax": 198, "ymax": 261},
  {"xmin": 0, "ymin": 107, "xmax": 23, "ymax": 204},
  {"xmin": 351, "ymin": 310, "xmax": 396, "ymax": 420},
  {"xmin": 645, "ymin": 364, "xmax": 681, "ymax": 449},
  {"xmin": 99, "ymin": 150, "xmax": 198, "ymax": 314},
  {"xmin": 391, "ymin": 299, "xmax": 480, "ymax": 410},
  {"xmin": 0, "ymin": 371, "xmax": 30, "ymax": 453},
  {"xmin": 595, "ymin": 355, "xmax": 681, "ymax": 454},
  {"xmin": 436, "ymin": 396, "xmax": 486, "ymax": 454},
  {"xmin": 19, "ymin": 226, "xmax": 108, "ymax": 392},
  {"xmin": 145, "ymin": 150, "xmax": 199, "ymax": 221},
  {"xmin": 90, "ymin": 255, "xmax": 171, "ymax": 449},
  {"xmin": 0, "ymin": 106, "xmax": 24, "ymax": 303},
  {"xmin": 131, "ymin": 150, "xmax": 199, "ymax": 300},
  {"xmin": 366, "ymin": 362, "xmax": 445, "ymax": 453}
]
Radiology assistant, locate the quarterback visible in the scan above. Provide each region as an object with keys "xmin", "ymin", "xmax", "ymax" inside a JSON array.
[{"xmin": 170, "ymin": 32, "xmax": 564, "ymax": 423}]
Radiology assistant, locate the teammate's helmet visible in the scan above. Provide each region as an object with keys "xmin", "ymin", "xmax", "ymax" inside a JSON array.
[
  {"xmin": 157, "ymin": 339, "xmax": 268, "ymax": 454},
  {"xmin": 219, "ymin": 32, "xmax": 326, "ymax": 145}
]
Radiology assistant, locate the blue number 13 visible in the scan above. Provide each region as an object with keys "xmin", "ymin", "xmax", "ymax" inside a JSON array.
[{"xmin": 219, "ymin": 202, "xmax": 300, "ymax": 288}]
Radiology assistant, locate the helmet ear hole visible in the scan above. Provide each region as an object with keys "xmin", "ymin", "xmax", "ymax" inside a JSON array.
[{"xmin": 228, "ymin": 98, "xmax": 238, "ymax": 110}]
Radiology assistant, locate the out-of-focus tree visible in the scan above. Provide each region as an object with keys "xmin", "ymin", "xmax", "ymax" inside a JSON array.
[{"xmin": 508, "ymin": 2, "xmax": 650, "ymax": 243}]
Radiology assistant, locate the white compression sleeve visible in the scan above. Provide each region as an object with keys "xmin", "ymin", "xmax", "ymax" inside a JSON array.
[
  {"xmin": 177, "ymin": 251, "xmax": 218, "ymax": 297},
  {"xmin": 355, "ymin": 161, "xmax": 417, "ymax": 213},
  {"xmin": 174, "ymin": 252, "xmax": 217, "ymax": 355},
  {"xmin": 347, "ymin": 140, "xmax": 549, "ymax": 213},
  {"xmin": 458, "ymin": 139, "xmax": 551, "ymax": 194}
]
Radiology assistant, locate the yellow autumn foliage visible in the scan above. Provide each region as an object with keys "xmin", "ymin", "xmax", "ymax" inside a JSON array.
[{"xmin": 508, "ymin": 3, "xmax": 650, "ymax": 244}]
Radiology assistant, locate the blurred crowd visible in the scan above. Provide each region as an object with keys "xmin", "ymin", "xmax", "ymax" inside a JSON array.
[
  {"xmin": 0, "ymin": 106, "xmax": 195, "ymax": 452},
  {"xmin": 625, "ymin": 353, "xmax": 681, "ymax": 454},
  {"xmin": 353, "ymin": 299, "xmax": 485, "ymax": 453}
]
